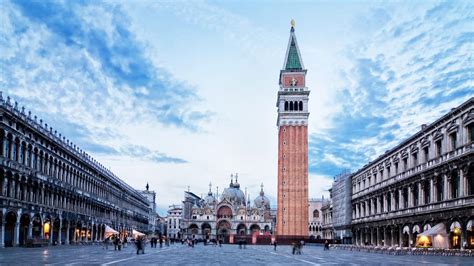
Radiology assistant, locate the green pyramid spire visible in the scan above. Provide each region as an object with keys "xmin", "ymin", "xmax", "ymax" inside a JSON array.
[{"xmin": 285, "ymin": 36, "xmax": 302, "ymax": 70}]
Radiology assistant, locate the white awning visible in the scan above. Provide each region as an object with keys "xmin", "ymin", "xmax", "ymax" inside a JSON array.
[
  {"xmin": 413, "ymin": 225, "xmax": 421, "ymax": 233},
  {"xmin": 419, "ymin": 223, "xmax": 447, "ymax": 237},
  {"xmin": 132, "ymin": 229, "xmax": 145, "ymax": 237},
  {"xmin": 104, "ymin": 225, "xmax": 119, "ymax": 238},
  {"xmin": 467, "ymin": 220, "xmax": 473, "ymax": 231},
  {"xmin": 417, "ymin": 223, "xmax": 449, "ymax": 249},
  {"xmin": 423, "ymin": 224, "xmax": 431, "ymax": 231},
  {"xmin": 450, "ymin": 221, "xmax": 461, "ymax": 232},
  {"xmin": 402, "ymin": 225, "xmax": 410, "ymax": 234}
]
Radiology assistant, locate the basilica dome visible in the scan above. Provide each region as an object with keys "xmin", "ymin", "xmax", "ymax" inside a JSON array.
[
  {"xmin": 221, "ymin": 178, "xmax": 246, "ymax": 205},
  {"xmin": 204, "ymin": 192, "xmax": 216, "ymax": 205},
  {"xmin": 254, "ymin": 184, "xmax": 270, "ymax": 209}
]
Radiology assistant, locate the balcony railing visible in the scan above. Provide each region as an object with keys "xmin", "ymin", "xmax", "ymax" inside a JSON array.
[
  {"xmin": 352, "ymin": 195, "xmax": 474, "ymax": 223},
  {"xmin": 353, "ymin": 143, "xmax": 473, "ymax": 199}
]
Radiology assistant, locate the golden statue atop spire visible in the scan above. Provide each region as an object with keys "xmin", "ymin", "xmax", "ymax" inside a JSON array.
[{"xmin": 290, "ymin": 19, "xmax": 296, "ymax": 28}]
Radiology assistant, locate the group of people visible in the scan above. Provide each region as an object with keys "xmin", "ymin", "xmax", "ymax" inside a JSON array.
[
  {"xmin": 182, "ymin": 235, "xmax": 224, "ymax": 248},
  {"xmin": 323, "ymin": 240, "xmax": 330, "ymax": 250},
  {"xmin": 237, "ymin": 239, "xmax": 247, "ymax": 249},
  {"xmin": 292, "ymin": 240, "xmax": 305, "ymax": 255},
  {"xmin": 102, "ymin": 234, "xmax": 176, "ymax": 255},
  {"xmin": 102, "ymin": 235, "xmax": 127, "ymax": 251},
  {"xmin": 149, "ymin": 236, "xmax": 165, "ymax": 248}
]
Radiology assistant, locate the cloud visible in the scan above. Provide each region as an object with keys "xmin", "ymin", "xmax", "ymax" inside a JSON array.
[
  {"xmin": 1, "ymin": 0, "xmax": 211, "ymax": 133},
  {"xmin": 308, "ymin": 1, "xmax": 473, "ymax": 178},
  {"xmin": 119, "ymin": 145, "xmax": 188, "ymax": 164}
]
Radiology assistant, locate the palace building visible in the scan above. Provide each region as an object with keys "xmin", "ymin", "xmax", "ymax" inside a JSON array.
[
  {"xmin": 0, "ymin": 93, "xmax": 150, "ymax": 247},
  {"xmin": 351, "ymin": 98, "xmax": 474, "ymax": 249},
  {"xmin": 276, "ymin": 20, "xmax": 310, "ymax": 237},
  {"xmin": 181, "ymin": 175, "xmax": 274, "ymax": 243}
]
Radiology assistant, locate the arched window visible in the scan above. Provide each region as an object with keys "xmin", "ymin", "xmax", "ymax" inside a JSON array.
[
  {"xmin": 289, "ymin": 102, "xmax": 293, "ymax": 111},
  {"xmin": 299, "ymin": 101, "xmax": 303, "ymax": 111},
  {"xmin": 284, "ymin": 101, "xmax": 288, "ymax": 111},
  {"xmin": 313, "ymin": 209, "xmax": 319, "ymax": 218}
]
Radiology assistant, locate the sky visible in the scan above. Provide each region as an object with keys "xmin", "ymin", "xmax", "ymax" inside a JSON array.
[{"xmin": 0, "ymin": 0, "xmax": 472, "ymax": 215}]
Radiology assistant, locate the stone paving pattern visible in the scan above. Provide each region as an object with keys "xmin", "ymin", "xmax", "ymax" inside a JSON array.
[{"xmin": 0, "ymin": 243, "xmax": 473, "ymax": 265}]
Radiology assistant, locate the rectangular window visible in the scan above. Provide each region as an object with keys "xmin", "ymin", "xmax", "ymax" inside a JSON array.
[
  {"xmin": 413, "ymin": 185, "xmax": 419, "ymax": 206},
  {"xmin": 437, "ymin": 176, "xmax": 444, "ymax": 201},
  {"xmin": 387, "ymin": 166, "xmax": 390, "ymax": 178},
  {"xmin": 413, "ymin": 153, "xmax": 418, "ymax": 167},
  {"xmin": 403, "ymin": 158, "xmax": 408, "ymax": 171},
  {"xmin": 403, "ymin": 188, "xmax": 408, "ymax": 208},
  {"xmin": 436, "ymin": 140, "xmax": 442, "ymax": 157},
  {"xmin": 387, "ymin": 194, "xmax": 391, "ymax": 212},
  {"xmin": 424, "ymin": 181, "xmax": 430, "ymax": 204},
  {"xmin": 395, "ymin": 193, "xmax": 399, "ymax": 210},
  {"xmin": 469, "ymin": 124, "xmax": 474, "ymax": 142},
  {"xmin": 424, "ymin": 147, "xmax": 429, "ymax": 162},
  {"xmin": 395, "ymin": 162, "xmax": 399, "ymax": 174},
  {"xmin": 450, "ymin": 133, "xmax": 457, "ymax": 151}
]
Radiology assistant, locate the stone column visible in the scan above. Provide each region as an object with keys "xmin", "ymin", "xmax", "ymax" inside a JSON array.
[
  {"xmin": 40, "ymin": 220, "xmax": 44, "ymax": 239},
  {"xmin": 408, "ymin": 227, "xmax": 413, "ymax": 247},
  {"xmin": 91, "ymin": 224, "xmax": 95, "ymax": 242},
  {"xmin": 399, "ymin": 225, "xmax": 403, "ymax": 247},
  {"xmin": 0, "ymin": 221, "xmax": 4, "ymax": 248},
  {"xmin": 13, "ymin": 222, "xmax": 20, "ymax": 246},
  {"xmin": 430, "ymin": 178, "xmax": 436, "ymax": 202},
  {"xmin": 459, "ymin": 168, "xmax": 465, "ymax": 197},
  {"xmin": 390, "ymin": 192, "xmax": 395, "ymax": 211},
  {"xmin": 376, "ymin": 227, "xmax": 380, "ymax": 246},
  {"xmin": 419, "ymin": 183, "xmax": 425, "ymax": 205},
  {"xmin": 391, "ymin": 228, "xmax": 395, "ymax": 247},
  {"xmin": 382, "ymin": 227, "xmax": 386, "ymax": 246},
  {"xmin": 444, "ymin": 173, "xmax": 449, "ymax": 201},
  {"xmin": 370, "ymin": 227, "xmax": 374, "ymax": 245},
  {"xmin": 27, "ymin": 221, "xmax": 33, "ymax": 239},
  {"xmin": 58, "ymin": 219, "xmax": 62, "ymax": 245},
  {"xmin": 408, "ymin": 186, "xmax": 413, "ymax": 207},
  {"xmin": 73, "ymin": 226, "xmax": 77, "ymax": 243},
  {"xmin": 65, "ymin": 222, "xmax": 70, "ymax": 245},
  {"xmin": 399, "ymin": 189, "xmax": 403, "ymax": 209},
  {"xmin": 49, "ymin": 222, "xmax": 54, "ymax": 245},
  {"xmin": 1, "ymin": 177, "xmax": 7, "ymax": 196}
]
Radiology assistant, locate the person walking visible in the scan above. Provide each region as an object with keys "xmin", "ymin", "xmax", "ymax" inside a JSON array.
[
  {"xmin": 103, "ymin": 237, "xmax": 109, "ymax": 250},
  {"xmin": 273, "ymin": 240, "xmax": 277, "ymax": 251}
]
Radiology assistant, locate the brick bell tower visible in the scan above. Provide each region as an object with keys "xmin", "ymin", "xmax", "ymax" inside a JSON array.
[{"xmin": 276, "ymin": 20, "xmax": 309, "ymax": 237}]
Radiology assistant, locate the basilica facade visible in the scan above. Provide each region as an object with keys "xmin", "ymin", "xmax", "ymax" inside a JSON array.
[
  {"xmin": 0, "ymin": 93, "xmax": 150, "ymax": 247},
  {"xmin": 181, "ymin": 175, "xmax": 274, "ymax": 242}
]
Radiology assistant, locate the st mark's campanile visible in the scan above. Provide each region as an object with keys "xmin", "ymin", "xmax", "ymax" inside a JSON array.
[{"xmin": 276, "ymin": 20, "xmax": 309, "ymax": 237}]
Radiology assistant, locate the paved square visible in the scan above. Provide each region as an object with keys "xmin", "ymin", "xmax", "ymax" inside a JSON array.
[{"xmin": 1, "ymin": 244, "xmax": 473, "ymax": 265}]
